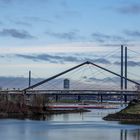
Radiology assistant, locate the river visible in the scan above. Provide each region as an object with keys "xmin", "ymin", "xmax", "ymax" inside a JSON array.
[{"xmin": 0, "ymin": 105, "xmax": 140, "ymax": 140}]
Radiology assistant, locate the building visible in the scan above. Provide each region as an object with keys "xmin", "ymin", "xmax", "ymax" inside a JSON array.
[{"xmin": 64, "ymin": 79, "xmax": 70, "ymax": 89}]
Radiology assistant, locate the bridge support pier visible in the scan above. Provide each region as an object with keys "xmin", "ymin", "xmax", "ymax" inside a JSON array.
[
  {"xmin": 78, "ymin": 95, "xmax": 81, "ymax": 102},
  {"xmin": 124, "ymin": 95, "xmax": 127, "ymax": 103},
  {"xmin": 98, "ymin": 93, "xmax": 103, "ymax": 103},
  {"xmin": 55, "ymin": 95, "xmax": 58, "ymax": 102},
  {"xmin": 97, "ymin": 94, "xmax": 99, "ymax": 102},
  {"xmin": 100, "ymin": 94, "xmax": 103, "ymax": 103}
]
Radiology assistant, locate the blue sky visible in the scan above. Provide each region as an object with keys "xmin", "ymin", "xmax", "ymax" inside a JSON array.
[{"xmin": 0, "ymin": 0, "xmax": 140, "ymax": 81}]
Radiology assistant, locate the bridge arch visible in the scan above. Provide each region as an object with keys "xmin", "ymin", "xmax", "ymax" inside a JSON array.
[{"xmin": 23, "ymin": 61, "xmax": 140, "ymax": 92}]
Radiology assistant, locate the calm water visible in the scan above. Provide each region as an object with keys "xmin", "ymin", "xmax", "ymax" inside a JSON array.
[{"xmin": 0, "ymin": 106, "xmax": 140, "ymax": 140}]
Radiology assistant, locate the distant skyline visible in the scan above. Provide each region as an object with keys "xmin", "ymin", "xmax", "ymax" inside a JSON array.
[{"xmin": 0, "ymin": 0, "xmax": 140, "ymax": 82}]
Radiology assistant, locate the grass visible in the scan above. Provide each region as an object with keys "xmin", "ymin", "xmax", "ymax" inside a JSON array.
[{"xmin": 120, "ymin": 104, "xmax": 140, "ymax": 114}]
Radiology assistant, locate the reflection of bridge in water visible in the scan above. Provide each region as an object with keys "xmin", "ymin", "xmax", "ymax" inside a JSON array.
[{"xmin": 120, "ymin": 129, "xmax": 140, "ymax": 140}]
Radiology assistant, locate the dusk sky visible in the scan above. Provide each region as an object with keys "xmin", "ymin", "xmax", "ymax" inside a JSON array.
[{"xmin": 0, "ymin": 0, "xmax": 140, "ymax": 82}]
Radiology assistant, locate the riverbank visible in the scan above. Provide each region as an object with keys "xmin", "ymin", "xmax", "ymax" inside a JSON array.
[
  {"xmin": 103, "ymin": 100, "xmax": 140, "ymax": 122},
  {"xmin": 0, "ymin": 101, "xmax": 89, "ymax": 120}
]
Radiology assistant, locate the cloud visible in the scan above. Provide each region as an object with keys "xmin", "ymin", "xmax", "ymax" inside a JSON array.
[
  {"xmin": 91, "ymin": 32, "xmax": 128, "ymax": 43},
  {"xmin": 15, "ymin": 53, "xmax": 111, "ymax": 65},
  {"xmin": 114, "ymin": 61, "xmax": 140, "ymax": 67},
  {"xmin": 87, "ymin": 76, "xmax": 120, "ymax": 83},
  {"xmin": 85, "ymin": 58, "xmax": 111, "ymax": 64},
  {"xmin": 0, "ymin": 76, "xmax": 44, "ymax": 89},
  {"xmin": 46, "ymin": 30, "xmax": 83, "ymax": 40},
  {"xmin": 117, "ymin": 4, "xmax": 140, "ymax": 15},
  {"xmin": 0, "ymin": 28, "xmax": 35, "ymax": 39},
  {"xmin": 14, "ymin": 21, "xmax": 32, "ymax": 27},
  {"xmin": 55, "ymin": 10, "xmax": 81, "ymax": 19},
  {"xmin": 102, "ymin": 43, "xmax": 135, "ymax": 47},
  {"xmin": 37, "ymin": 54, "xmax": 80, "ymax": 62},
  {"xmin": 91, "ymin": 33, "xmax": 110, "ymax": 43},
  {"xmin": 24, "ymin": 16, "xmax": 52, "ymax": 23},
  {"xmin": 16, "ymin": 54, "xmax": 37, "ymax": 61},
  {"xmin": 16, "ymin": 54, "xmax": 80, "ymax": 63},
  {"xmin": 0, "ymin": 76, "xmax": 121, "ymax": 89},
  {"xmin": 93, "ymin": 58, "xmax": 111, "ymax": 64},
  {"xmin": 123, "ymin": 30, "xmax": 140, "ymax": 38}
]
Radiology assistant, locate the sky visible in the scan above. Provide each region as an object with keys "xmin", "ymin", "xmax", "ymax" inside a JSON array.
[{"xmin": 0, "ymin": 0, "xmax": 140, "ymax": 84}]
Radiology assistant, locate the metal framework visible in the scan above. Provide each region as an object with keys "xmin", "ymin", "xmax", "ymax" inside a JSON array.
[
  {"xmin": 23, "ymin": 61, "xmax": 140, "ymax": 92},
  {"xmin": 125, "ymin": 47, "xmax": 127, "ymax": 89},
  {"xmin": 121, "ymin": 45, "xmax": 123, "ymax": 89}
]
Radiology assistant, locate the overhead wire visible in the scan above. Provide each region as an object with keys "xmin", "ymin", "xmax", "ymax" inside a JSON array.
[
  {"xmin": 87, "ymin": 64, "xmax": 120, "ymax": 90},
  {"xmin": 33, "ymin": 65, "xmax": 87, "ymax": 90}
]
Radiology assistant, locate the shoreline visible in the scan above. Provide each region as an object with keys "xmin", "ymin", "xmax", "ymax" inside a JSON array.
[
  {"xmin": 103, "ymin": 113, "xmax": 140, "ymax": 122},
  {"xmin": 0, "ymin": 101, "xmax": 90, "ymax": 120},
  {"xmin": 103, "ymin": 100, "xmax": 140, "ymax": 122},
  {"xmin": 0, "ymin": 109, "xmax": 89, "ymax": 120}
]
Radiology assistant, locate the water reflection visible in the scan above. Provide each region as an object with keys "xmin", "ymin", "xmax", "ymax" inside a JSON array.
[
  {"xmin": 120, "ymin": 130, "xmax": 127, "ymax": 140},
  {"xmin": 120, "ymin": 129, "xmax": 140, "ymax": 140},
  {"xmin": 0, "ymin": 108, "xmax": 140, "ymax": 140},
  {"xmin": 129, "ymin": 129, "xmax": 140, "ymax": 140}
]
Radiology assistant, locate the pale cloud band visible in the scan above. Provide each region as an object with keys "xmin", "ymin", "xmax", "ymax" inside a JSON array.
[{"xmin": 0, "ymin": 42, "xmax": 111, "ymax": 54}]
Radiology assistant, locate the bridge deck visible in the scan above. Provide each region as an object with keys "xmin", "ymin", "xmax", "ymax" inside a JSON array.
[{"xmin": 0, "ymin": 89, "xmax": 139, "ymax": 96}]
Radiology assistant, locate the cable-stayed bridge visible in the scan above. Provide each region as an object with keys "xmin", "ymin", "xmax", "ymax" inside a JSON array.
[{"xmin": 0, "ymin": 45, "xmax": 140, "ymax": 102}]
